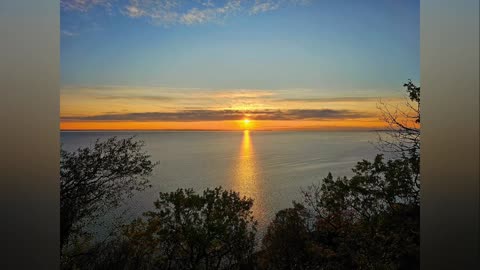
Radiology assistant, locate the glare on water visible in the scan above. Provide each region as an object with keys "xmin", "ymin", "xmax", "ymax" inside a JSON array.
[{"xmin": 232, "ymin": 130, "xmax": 267, "ymax": 230}]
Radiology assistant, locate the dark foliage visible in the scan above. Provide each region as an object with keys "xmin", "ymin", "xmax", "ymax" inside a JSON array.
[
  {"xmin": 260, "ymin": 203, "xmax": 322, "ymax": 270},
  {"xmin": 60, "ymin": 136, "xmax": 156, "ymax": 250},
  {"xmin": 119, "ymin": 187, "xmax": 257, "ymax": 270}
]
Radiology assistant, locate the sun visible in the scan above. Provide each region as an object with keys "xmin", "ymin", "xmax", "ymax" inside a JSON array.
[{"xmin": 242, "ymin": 118, "xmax": 251, "ymax": 130}]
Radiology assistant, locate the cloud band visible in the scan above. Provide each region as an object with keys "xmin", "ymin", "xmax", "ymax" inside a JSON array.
[{"xmin": 62, "ymin": 109, "xmax": 373, "ymax": 122}]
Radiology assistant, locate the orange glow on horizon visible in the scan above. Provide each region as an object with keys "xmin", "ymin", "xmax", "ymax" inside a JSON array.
[
  {"xmin": 60, "ymin": 118, "xmax": 392, "ymax": 131},
  {"xmin": 60, "ymin": 85, "xmax": 415, "ymax": 131}
]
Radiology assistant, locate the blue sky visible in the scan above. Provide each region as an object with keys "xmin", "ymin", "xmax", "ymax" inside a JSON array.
[
  {"xmin": 60, "ymin": 0, "xmax": 419, "ymax": 130},
  {"xmin": 61, "ymin": 0, "xmax": 419, "ymax": 90}
]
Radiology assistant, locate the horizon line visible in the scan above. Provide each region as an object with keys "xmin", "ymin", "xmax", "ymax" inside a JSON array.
[{"xmin": 60, "ymin": 129, "xmax": 388, "ymax": 132}]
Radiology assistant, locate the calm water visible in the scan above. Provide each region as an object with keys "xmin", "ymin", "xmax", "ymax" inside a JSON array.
[{"xmin": 61, "ymin": 131, "xmax": 381, "ymax": 238}]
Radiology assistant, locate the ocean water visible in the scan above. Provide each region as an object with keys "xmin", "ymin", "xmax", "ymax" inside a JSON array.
[{"xmin": 61, "ymin": 131, "xmax": 382, "ymax": 238}]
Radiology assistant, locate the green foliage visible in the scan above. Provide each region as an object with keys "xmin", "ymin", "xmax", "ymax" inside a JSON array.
[
  {"xmin": 60, "ymin": 136, "xmax": 156, "ymax": 249},
  {"xmin": 122, "ymin": 187, "xmax": 257, "ymax": 270},
  {"xmin": 311, "ymin": 154, "xmax": 420, "ymax": 217}
]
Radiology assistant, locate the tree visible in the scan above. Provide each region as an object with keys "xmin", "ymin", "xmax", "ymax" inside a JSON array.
[
  {"xmin": 301, "ymin": 155, "xmax": 420, "ymax": 269},
  {"xmin": 377, "ymin": 79, "xmax": 420, "ymax": 202},
  {"xmin": 377, "ymin": 80, "xmax": 420, "ymax": 160},
  {"xmin": 259, "ymin": 202, "xmax": 322, "ymax": 270},
  {"xmin": 60, "ymin": 136, "xmax": 156, "ymax": 250},
  {"xmin": 122, "ymin": 187, "xmax": 257, "ymax": 270}
]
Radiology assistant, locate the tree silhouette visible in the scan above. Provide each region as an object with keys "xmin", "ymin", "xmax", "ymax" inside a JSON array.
[
  {"xmin": 377, "ymin": 79, "xmax": 420, "ymax": 160},
  {"xmin": 60, "ymin": 136, "xmax": 156, "ymax": 249},
  {"xmin": 122, "ymin": 187, "xmax": 257, "ymax": 270}
]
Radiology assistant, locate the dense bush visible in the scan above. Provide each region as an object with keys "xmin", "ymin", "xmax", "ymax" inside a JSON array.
[
  {"xmin": 259, "ymin": 154, "xmax": 420, "ymax": 270},
  {"xmin": 122, "ymin": 187, "xmax": 258, "ymax": 270}
]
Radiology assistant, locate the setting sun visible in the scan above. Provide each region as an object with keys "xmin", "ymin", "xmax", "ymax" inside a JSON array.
[
  {"xmin": 241, "ymin": 118, "xmax": 252, "ymax": 130},
  {"xmin": 243, "ymin": 118, "xmax": 251, "ymax": 130}
]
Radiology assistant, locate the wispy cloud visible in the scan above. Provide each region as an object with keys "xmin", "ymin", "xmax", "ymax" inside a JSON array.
[
  {"xmin": 250, "ymin": 0, "xmax": 311, "ymax": 14},
  {"xmin": 61, "ymin": 0, "xmax": 312, "ymax": 26},
  {"xmin": 62, "ymin": 109, "xmax": 373, "ymax": 122},
  {"xmin": 122, "ymin": 0, "xmax": 243, "ymax": 26},
  {"xmin": 94, "ymin": 95, "xmax": 173, "ymax": 101},
  {"xmin": 212, "ymin": 90, "xmax": 275, "ymax": 99},
  {"xmin": 61, "ymin": 30, "xmax": 79, "ymax": 36},
  {"xmin": 277, "ymin": 97, "xmax": 383, "ymax": 103},
  {"xmin": 250, "ymin": 0, "xmax": 280, "ymax": 14},
  {"xmin": 61, "ymin": 0, "xmax": 114, "ymax": 12}
]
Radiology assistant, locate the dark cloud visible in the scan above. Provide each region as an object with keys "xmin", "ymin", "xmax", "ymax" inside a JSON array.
[{"xmin": 62, "ymin": 109, "xmax": 373, "ymax": 122}]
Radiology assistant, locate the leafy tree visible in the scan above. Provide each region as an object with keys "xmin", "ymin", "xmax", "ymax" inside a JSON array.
[
  {"xmin": 301, "ymin": 155, "xmax": 420, "ymax": 269},
  {"xmin": 122, "ymin": 187, "xmax": 257, "ymax": 270},
  {"xmin": 260, "ymin": 203, "xmax": 323, "ymax": 270},
  {"xmin": 60, "ymin": 136, "xmax": 156, "ymax": 250}
]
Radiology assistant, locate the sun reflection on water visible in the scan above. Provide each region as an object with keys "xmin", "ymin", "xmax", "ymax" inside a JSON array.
[{"xmin": 233, "ymin": 130, "xmax": 266, "ymax": 234}]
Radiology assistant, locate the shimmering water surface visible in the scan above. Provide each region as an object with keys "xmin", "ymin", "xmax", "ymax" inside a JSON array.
[{"xmin": 61, "ymin": 131, "xmax": 381, "ymax": 236}]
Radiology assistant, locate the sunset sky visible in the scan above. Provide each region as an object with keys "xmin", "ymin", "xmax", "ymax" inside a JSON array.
[{"xmin": 60, "ymin": 0, "xmax": 419, "ymax": 131}]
